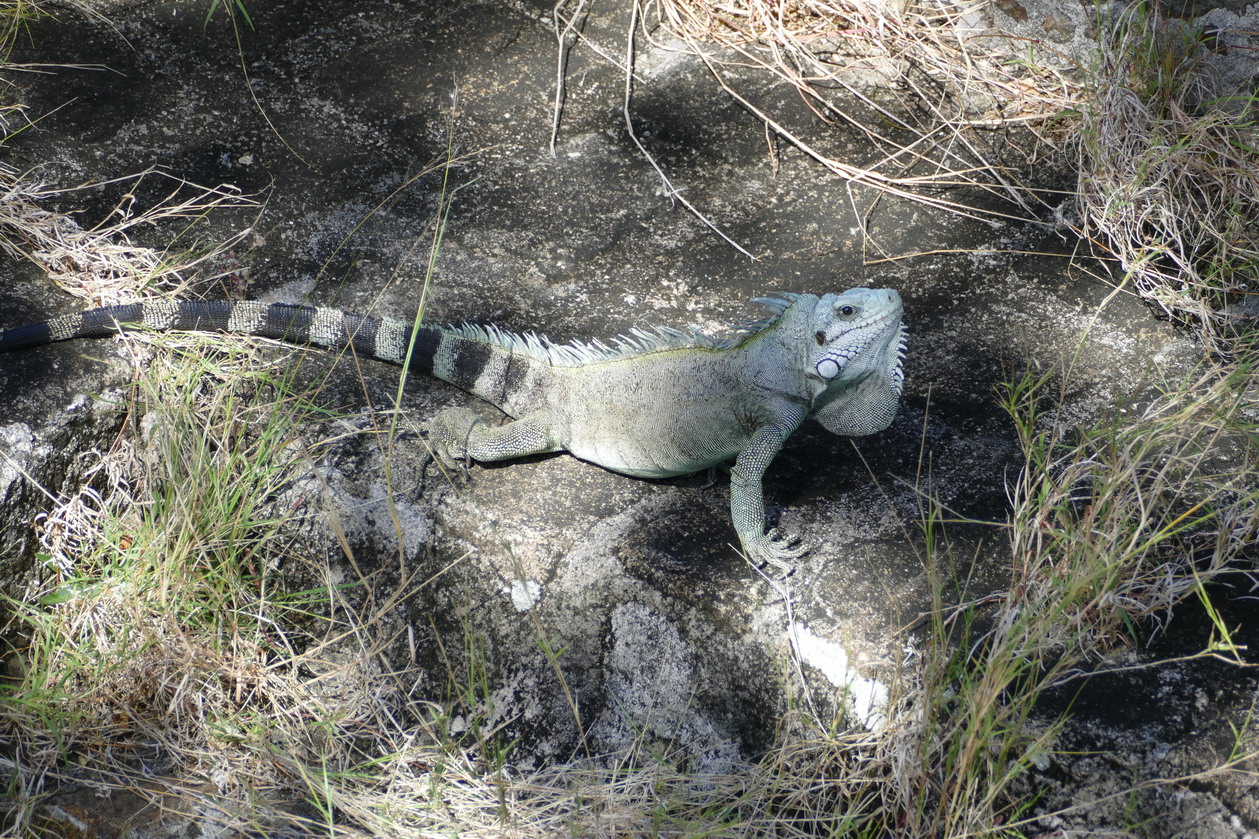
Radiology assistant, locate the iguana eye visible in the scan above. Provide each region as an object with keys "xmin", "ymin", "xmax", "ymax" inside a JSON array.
[
  {"xmin": 838, "ymin": 305, "xmax": 856, "ymax": 317},
  {"xmin": 815, "ymin": 330, "xmax": 826, "ymax": 345}
]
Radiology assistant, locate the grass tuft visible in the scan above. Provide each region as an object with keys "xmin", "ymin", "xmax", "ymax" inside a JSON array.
[
  {"xmin": 0, "ymin": 330, "xmax": 445, "ymax": 835},
  {"xmin": 1075, "ymin": 2, "xmax": 1259, "ymax": 357},
  {"xmin": 1002, "ymin": 359, "xmax": 1259, "ymax": 657},
  {"xmin": 0, "ymin": 167, "xmax": 253, "ymax": 305},
  {"xmin": 880, "ymin": 356, "xmax": 1259, "ymax": 837}
]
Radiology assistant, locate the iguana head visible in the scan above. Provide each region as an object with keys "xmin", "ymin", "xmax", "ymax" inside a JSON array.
[
  {"xmin": 807, "ymin": 288, "xmax": 905, "ymax": 384},
  {"xmin": 805, "ymin": 287, "xmax": 907, "ymax": 437}
]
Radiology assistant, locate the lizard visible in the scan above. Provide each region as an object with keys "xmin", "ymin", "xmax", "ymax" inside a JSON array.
[{"xmin": 0, "ymin": 288, "xmax": 907, "ymax": 571}]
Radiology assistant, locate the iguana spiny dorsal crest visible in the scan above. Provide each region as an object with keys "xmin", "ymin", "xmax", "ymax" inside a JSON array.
[{"xmin": 0, "ymin": 288, "xmax": 907, "ymax": 572}]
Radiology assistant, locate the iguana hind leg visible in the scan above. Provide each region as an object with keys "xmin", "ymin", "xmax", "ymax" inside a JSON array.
[{"xmin": 426, "ymin": 406, "xmax": 562, "ymax": 469}]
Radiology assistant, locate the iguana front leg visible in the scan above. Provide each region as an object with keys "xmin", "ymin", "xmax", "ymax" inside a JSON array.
[
  {"xmin": 426, "ymin": 406, "xmax": 561, "ymax": 469},
  {"xmin": 730, "ymin": 420, "xmax": 808, "ymax": 574}
]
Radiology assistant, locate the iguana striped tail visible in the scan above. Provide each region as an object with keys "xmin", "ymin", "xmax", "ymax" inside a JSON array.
[{"xmin": 0, "ymin": 300, "xmax": 549, "ymax": 416}]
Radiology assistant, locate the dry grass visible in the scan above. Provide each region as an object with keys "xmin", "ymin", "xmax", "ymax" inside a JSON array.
[
  {"xmin": 0, "ymin": 166, "xmax": 253, "ymax": 305},
  {"xmin": 867, "ymin": 356, "xmax": 1259, "ymax": 838},
  {"xmin": 320, "ymin": 725, "xmax": 890, "ymax": 838},
  {"xmin": 633, "ymin": 0, "xmax": 1258, "ymax": 351},
  {"xmin": 637, "ymin": 0, "xmax": 1079, "ymax": 217},
  {"xmin": 0, "ymin": 333, "xmax": 426, "ymax": 834},
  {"xmin": 1003, "ymin": 360, "xmax": 1259, "ymax": 658},
  {"xmin": 1074, "ymin": 3, "xmax": 1259, "ymax": 358}
]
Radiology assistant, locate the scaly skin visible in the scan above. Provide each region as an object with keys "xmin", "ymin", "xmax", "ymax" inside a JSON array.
[{"xmin": 0, "ymin": 289, "xmax": 907, "ymax": 572}]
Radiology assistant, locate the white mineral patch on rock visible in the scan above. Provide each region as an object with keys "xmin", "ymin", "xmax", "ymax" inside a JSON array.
[
  {"xmin": 509, "ymin": 578, "xmax": 541, "ymax": 611},
  {"xmin": 791, "ymin": 621, "xmax": 888, "ymax": 729}
]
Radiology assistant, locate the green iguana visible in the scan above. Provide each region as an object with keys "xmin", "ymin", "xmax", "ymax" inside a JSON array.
[{"xmin": 0, "ymin": 289, "xmax": 906, "ymax": 571}]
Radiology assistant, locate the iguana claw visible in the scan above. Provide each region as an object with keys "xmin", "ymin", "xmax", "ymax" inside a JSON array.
[{"xmin": 743, "ymin": 527, "xmax": 808, "ymax": 575}]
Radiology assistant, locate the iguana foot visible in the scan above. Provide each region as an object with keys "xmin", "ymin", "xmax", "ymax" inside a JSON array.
[
  {"xmin": 424, "ymin": 406, "xmax": 485, "ymax": 472},
  {"xmin": 742, "ymin": 527, "xmax": 807, "ymax": 575}
]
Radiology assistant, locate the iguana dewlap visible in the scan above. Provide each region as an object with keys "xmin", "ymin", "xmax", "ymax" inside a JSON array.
[{"xmin": 0, "ymin": 289, "xmax": 907, "ymax": 571}]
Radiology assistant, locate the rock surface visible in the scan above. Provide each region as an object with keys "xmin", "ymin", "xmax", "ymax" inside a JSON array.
[{"xmin": 1, "ymin": 0, "xmax": 1256, "ymax": 836}]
